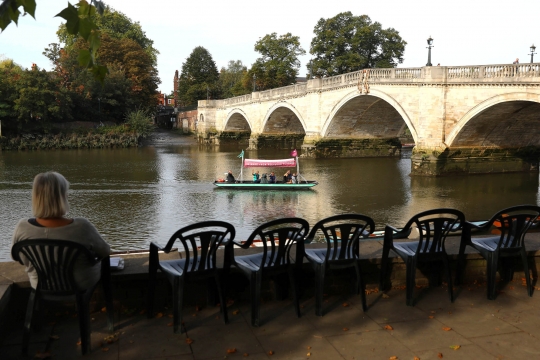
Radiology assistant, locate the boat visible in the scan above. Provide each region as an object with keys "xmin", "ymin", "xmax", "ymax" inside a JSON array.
[{"xmin": 214, "ymin": 150, "xmax": 318, "ymax": 190}]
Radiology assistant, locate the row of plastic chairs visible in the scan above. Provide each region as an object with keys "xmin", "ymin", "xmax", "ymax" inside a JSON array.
[
  {"xmin": 146, "ymin": 204, "xmax": 540, "ymax": 333},
  {"xmin": 10, "ymin": 204, "xmax": 540, "ymax": 354}
]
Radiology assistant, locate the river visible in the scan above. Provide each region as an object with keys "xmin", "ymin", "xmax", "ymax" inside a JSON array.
[{"xmin": 1, "ymin": 135, "xmax": 539, "ymax": 261}]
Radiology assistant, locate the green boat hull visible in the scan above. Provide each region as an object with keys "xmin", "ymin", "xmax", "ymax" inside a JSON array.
[{"xmin": 213, "ymin": 181, "xmax": 318, "ymax": 190}]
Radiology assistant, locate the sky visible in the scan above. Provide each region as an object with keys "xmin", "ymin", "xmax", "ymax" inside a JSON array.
[{"xmin": 1, "ymin": 0, "xmax": 539, "ymax": 94}]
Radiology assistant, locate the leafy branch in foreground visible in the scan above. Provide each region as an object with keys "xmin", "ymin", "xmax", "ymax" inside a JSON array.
[{"xmin": 0, "ymin": 0, "xmax": 108, "ymax": 83}]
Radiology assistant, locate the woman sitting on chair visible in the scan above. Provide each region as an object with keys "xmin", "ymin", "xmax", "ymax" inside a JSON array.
[{"xmin": 11, "ymin": 171, "xmax": 110, "ymax": 289}]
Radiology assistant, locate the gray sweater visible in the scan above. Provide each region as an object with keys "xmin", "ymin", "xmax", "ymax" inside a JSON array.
[{"xmin": 11, "ymin": 218, "xmax": 110, "ymax": 289}]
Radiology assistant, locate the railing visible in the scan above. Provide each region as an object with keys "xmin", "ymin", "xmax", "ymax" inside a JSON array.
[{"xmin": 210, "ymin": 63, "xmax": 540, "ymax": 108}]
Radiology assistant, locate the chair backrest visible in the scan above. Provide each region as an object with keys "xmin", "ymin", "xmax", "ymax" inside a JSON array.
[
  {"xmin": 11, "ymin": 239, "xmax": 99, "ymax": 295},
  {"xmin": 306, "ymin": 214, "xmax": 375, "ymax": 261},
  {"xmin": 399, "ymin": 208, "xmax": 465, "ymax": 253},
  {"xmin": 478, "ymin": 205, "xmax": 540, "ymax": 250},
  {"xmin": 244, "ymin": 218, "xmax": 309, "ymax": 269},
  {"xmin": 165, "ymin": 221, "xmax": 235, "ymax": 272}
]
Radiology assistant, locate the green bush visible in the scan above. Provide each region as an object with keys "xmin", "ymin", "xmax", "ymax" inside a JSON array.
[{"xmin": 125, "ymin": 110, "xmax": 154, "ymax": 138}]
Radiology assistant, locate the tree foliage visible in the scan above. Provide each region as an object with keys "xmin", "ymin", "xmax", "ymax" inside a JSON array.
[
  {"xmin": 219, "ymin": 60, "xmax": 249, "ymax": 98},
  {"xmin": 1, "ymin": 0, "xmax": 108, "ymax": 82},
  {"xmin": 243, "ymin": 33, "xmax": 305, "ymax": 91},
  {"xmin": 309, "ymin": 12, "xmax": 406, "ymax": 77},
  {"xmin": 177, "ymin": 46, "xmax": 220, "ymax": 107}
]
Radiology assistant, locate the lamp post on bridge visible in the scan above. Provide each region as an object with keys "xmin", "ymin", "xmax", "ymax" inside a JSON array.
[
  {"xmin": 426, "ymin": 36, "xmax": 434, "ymax": 66},
  {"xmin": 529, "ymin": 44, "xmax": 536, "ymax": 63},
  {"xmin": 252, "ymin": 74, "xmax": 257, "ymax": 92}
]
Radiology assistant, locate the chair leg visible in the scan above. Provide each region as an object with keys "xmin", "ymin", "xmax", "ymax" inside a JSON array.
[
  {"xmin": 250, "ymin": 272, "xmax": 262, "ymax": 327},
  {"xmin": 288, "ymin": 267, "xmax": 301, "ymax": 318},
  {"xmin": 77, "ymin": 293, "xmax": 92, "ymax": 355},
  {"xmin": 22, "ymin": 289, "xmax": 38, "ymax": 356},
  {"xmin": 486, "ymin": 253, "xmax": 499, "ymax": 300},
  {"xmin": 442, "ymin": 255, "xmax": 454, "ymax": 303},
  {"xmin": 455, "ymin": 241, "xmax": 468, "ymax": 286},
  {"xmin": 172, "ymin": 276, "xmax": 185, "ymax": 334},
  {"xmin": 314, "ymin": 264, "xmax": 325, "ymax": 317},
  {"xmin": 215, "ymin": 273, "xmax": 229, "ymax": 324},
  {"xmin": 520, "ymin": 249, "xmax": 533, "ymax": 297},
  {"xmin": 147, "ymin": 258, "xmax": 158, "ymax": 319},
  {"xmin": 355, "ymin": 260, "xmax": 367, "ymax": 311},
  {"xmin": 380, "ymin": 245, "xmax": 390, "ymax": 291},
  {"xmin": 405, "ymin": 257, "xmax": 417, "ymax": 306}
]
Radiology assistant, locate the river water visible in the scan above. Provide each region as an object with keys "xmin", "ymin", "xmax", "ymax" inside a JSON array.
[{"xmin": 1, "ymin": 136, "xmax": 539, "ymax": 261}]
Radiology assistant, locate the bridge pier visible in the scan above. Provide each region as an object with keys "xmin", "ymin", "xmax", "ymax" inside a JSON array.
[
  {"xmin": 301, "ymin": 138, "xmax": 402, "ymax": 158},
  {"xmin": 247, "ymin": 134, "xmax": 304, "ymax": 150},
  {"xmin": 411, "ymin": 146, "xmax": 540, "ymax": 176}
]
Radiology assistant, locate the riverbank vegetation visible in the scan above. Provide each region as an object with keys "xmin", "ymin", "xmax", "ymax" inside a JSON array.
[{"xmin": 0, "ymin": 4, "xmax": 159, "ymax": 141}]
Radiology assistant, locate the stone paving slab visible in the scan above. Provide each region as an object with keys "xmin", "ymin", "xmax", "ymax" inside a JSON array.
[{"xmin": 2, "ymin": 280, "xmax": 540, "ymax": 359}]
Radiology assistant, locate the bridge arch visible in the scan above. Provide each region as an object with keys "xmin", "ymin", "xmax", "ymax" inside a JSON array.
[
  {"xmin": 446, "ymin": 92, "xmax": 540, "ymax": 147},
  {"xmin": 224, "ymin": 108, "xmax": 252, "ymax": 132},
  {"xmin": 321, "ymin": 89, "xmax": 417, "ymax": 143},
  {"xmin": 261, "ymin": 102, "xmax": 307, "ymax": 135}
]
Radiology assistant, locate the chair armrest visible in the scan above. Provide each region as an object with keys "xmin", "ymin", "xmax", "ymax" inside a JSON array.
[
  {"xmin": 466, "ymin": 220, "xmax": 490, "ymax": 232},
  {"xmin": 385, "ymin": 224, "xmax": 410, "ymax": 239},
  {"xmin": 149, "ymin": 241, "xmax": 167, "ymax": 253},
  {"xmin": 231, "ymin": 239, "xmax": 251, "ymax": 249}
]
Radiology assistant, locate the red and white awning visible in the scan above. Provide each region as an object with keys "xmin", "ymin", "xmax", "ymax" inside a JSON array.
[{"xmin": 243, "ymin": 158, "xmax": 296, "ymax": 168}]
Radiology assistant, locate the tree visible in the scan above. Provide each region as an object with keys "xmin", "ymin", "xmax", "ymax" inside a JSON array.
[
  {"xmin": 0, "ymin": 58, "xmax": 23, "ymax": 132},
  {"xmin": 219, "ymin": 60, "xmax": 249, "ymax": 98},
  {"xmin": 13, "ymin": 65, "xmax": 73, "ymax": 125},
  {"xmin": 56, "ymin": 5, "xmax": 159, "ymax": 67},
  {"xmin": 1, "ymin": 0, "xmax": 108, "ymax": 82},
  {"xmin": 177, "ymin": 46, "xmax": 220, "ymax": 107},
  {"xmin": 309, "ymin": 12, "xmax": 406, "ymax": 77},
  {"xmin": 243, "ymin": 33, "xmax": 305, "ymax": 91}
]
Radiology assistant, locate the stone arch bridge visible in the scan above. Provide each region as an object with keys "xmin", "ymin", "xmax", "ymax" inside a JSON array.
[{"xmin": 197, "ymin": 64, "xmax": 540, "ymax": 176}]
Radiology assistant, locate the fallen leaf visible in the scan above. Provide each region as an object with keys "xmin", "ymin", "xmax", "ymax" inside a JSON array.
[
  {"xmin": 307, "ymin": 353, "xmax": 311, "ymax": 357},
  {"xmin": 101, "ymin": 307, "xmax": 107, "ymax": 313},
  {"xmin": 384, "ymin": 325, "xmax": 393, "ymax": 330},
  {"xmin": 243, "ymin": 353, "xmax": 249, "ymax": 357},
  {"xmin": 186, "ymin": 338, "xmax": 194, "ymax": 345},
  {"xmin": 156, "ymin": 313, "xmax": 163, "ymax": 318},
  {"xmin": 76, "ymin": 341, "xmax": 82, "ymax": 346},
  {"xmin": 307, "ymin": 346, "xmax": 311, "ymax": 350},
  {"xmin": 167, "ymin": 322, "xmax": 173, "ymax": 327},
  {"xmin": 389, "ymin": 356, "xmax": 398, "ymax": 360},
  {"xmin": 233, "ymin": 310, "xmax": 240, "ymax": 315},
  {"xmin": 343, "ymin": 327, "xmax": 349, "ymax": 331},
  {"xmin": 168, "ymin": 314, "xmax": 173, "ymax": 318},
  {"xmin": 226, "ymin": 348, "xmax": 236, "ymax": 354},
  {"xmin": 268, "ymin": 350, "xmax": 274, "ymax": 355},
  {"xmin": 449, "ymin": 345, "xmax": 461, "ymax": 350},
  {"xmin": 442, "ymin": 327, "xmax": 452, "ymax": 331},
  {"xmin": 428, "ymin": 316, "xmax": 434, "ymax": 319},
  {"xmin": 437, "ymin": 352, "xmax": 443, "ymax": 358},
  {"xmin": 382, "ymin": 293, "xmax": 390, "ymax": 299},
  {"xmin": 414, "ymin": 357, "xmax": 420, "ymax": 360},
  {"xmin": 102, "ymin": 347, "xmax": 109, "ymax": 352},
  {"xmin": 342, "ymin": 302, "xmax": 349, "ymax": 307}
]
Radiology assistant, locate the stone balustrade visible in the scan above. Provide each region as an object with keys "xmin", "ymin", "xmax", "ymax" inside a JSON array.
[{"xmin": 211, "ymin": 63, "xmax": 540, "ymax": 109}]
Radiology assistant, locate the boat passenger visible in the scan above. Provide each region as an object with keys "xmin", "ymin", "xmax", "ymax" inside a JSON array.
[
  {"xmin": 291, "ymin": 173, "xmax": 298, "ymax": 184},
  {"xmin": 283, "ymin": 170, "xmax": 291, "ymax": 183},
  {"xmin": 252, "ymin": 171, "xmax": 260, "ymax": 183},
  {"xmin": 260, "ymin": 173, "xmax": 268, "ymax": 184},
  {"xmin": 226, "ymin": 170, "xmax": 235, "ymax": 183},
  {"xmin": 269, "ymin": 172, "xmax": 276, "ymax": 184}
]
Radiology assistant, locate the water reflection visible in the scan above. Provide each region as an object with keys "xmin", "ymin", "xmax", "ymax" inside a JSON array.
[{"xmin": 0, "ymin": 144, "xmax": 539, "ymax": 260}]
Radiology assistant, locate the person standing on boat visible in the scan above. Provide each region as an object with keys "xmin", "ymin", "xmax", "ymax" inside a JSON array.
[
  {"xmin": 269, "ymin": 172, "xmax": 276, "ymax": 184},
  {"xmin": 226, "ymin": 170, "xmax": 235, "ymax": 183},
  {"xmin": 252, "ymin": 171, "xmax": 260, "ymax": 183},
  {"xmin": 291, "ymin": 173, "xmax": 298, "ymax": 184}
]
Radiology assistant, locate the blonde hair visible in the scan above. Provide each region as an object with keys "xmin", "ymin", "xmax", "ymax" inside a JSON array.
[{"xmin": 32, "ymin": 172, "xmax": 70, "ymax": 218}]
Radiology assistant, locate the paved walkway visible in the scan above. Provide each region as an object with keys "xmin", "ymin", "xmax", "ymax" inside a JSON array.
[{"xmin": 1, "ymin": 280, "xmax": 539, "ymax": 360}]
